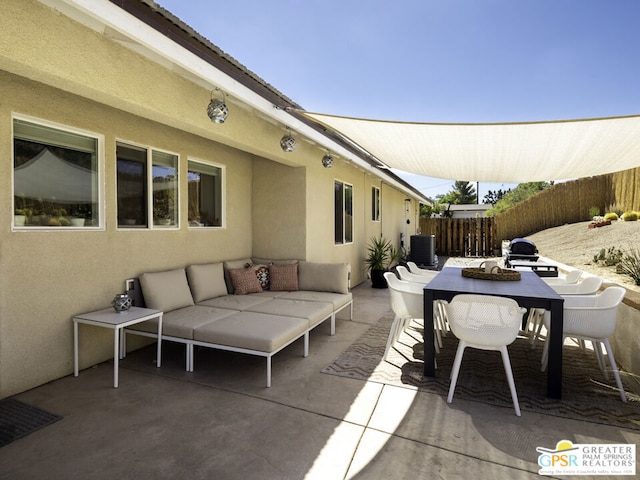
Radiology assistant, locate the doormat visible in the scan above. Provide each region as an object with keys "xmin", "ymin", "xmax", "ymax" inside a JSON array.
[
  {"xmin": 0, "ymin": 398, "xmax": 62, "ymax": 448},
  {"xmin": 323, "ymin": 311, "xmax": 640, "ymax": 429}
]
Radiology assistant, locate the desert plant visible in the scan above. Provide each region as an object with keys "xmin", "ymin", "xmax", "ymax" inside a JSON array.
[
  {"xmin": 365, "ymin": 236, "xmax": 400, "ymax": 271},
  {"xmin": 618, "ymin": 247, "xmax": 640, "ymax": 285},
  {"xmin": 621, "ymin": 211, "xmax": 638, "ymax": 221},
  {"xmin": 592, "ymin": 247, "xmax": 623, "ymax": 267},
  {"xmin": 588, "ymin": 206, "xmax": 600, "ymax": 218},
  {"xmin": 605, "ymin": 203, "xmax": 625, "ymax": 218},
  {"xmin": 603, "ymin": 212, "xmax": 619, "ymax": 221}
]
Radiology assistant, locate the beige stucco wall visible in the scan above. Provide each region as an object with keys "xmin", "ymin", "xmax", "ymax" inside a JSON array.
[{"xmin": 0, "ymin": 0, "xmax": 425, "ymax": 397}]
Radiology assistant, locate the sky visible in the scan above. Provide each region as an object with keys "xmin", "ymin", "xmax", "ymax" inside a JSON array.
[{"xmin": 155, "ymin": 0, "xmax": 640, "ymax": 201}]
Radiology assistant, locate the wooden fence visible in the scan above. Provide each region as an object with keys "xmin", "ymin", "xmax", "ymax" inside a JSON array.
[
  {"xmin": 418, "ymin": 166, "xmax": 640, "ymax": 258},
  {"xmin": 419, "ymin": 217, "xmax": 499, "ymax": 257}
]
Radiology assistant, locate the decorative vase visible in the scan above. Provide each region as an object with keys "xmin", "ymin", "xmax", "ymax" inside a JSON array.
[{"xmin": 112, "ymin": 293, "xmax": 132, "ymax": 313}]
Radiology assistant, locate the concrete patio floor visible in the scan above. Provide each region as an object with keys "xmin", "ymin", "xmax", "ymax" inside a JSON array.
[{"xmin": 2, "ymin": 281, "xmax": 639, "ymax": 479}]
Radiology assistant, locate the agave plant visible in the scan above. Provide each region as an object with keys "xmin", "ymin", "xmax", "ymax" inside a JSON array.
[
  {"xmin": 618, "ymin": 247, "xmax": 640, "ymax": 285},
  {"xmin": 365, "ymin": 236, "xmax": 402, "ymax": 271}
]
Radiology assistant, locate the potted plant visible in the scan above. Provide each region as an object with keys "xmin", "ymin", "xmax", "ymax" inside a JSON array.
[{"xmin": 365, "ymin": 236, "xmax": 401, "ymax": 288}]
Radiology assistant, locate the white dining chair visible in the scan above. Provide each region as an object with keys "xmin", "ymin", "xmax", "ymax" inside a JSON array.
[
  {"xmin": 528, "ymin": 275, "xmax": 603, "ymax": 346},
  {"xmin": 396, "ymin": 265, "xmax": 446, "ymax": 347},
  {"xmin": 444, "ymin": 294, "xmax": 527, "ymax": 416},
  {"xmin": 383, "ymin": 272, "xmax": 438, "ymax": 360},
  {"xmin": 540, "ymin": 286, "xmax": 627, "ymax": 402},
  {"xmin": 548, "ymin": 276, "xmax": 603, "ymax": 295},
  {"xmin": 407, "ymin": 261, "xmax": 439, "ymax": 278},
  {"xmin": 543, "ymin": 269, "xmax": 582, "ymax": 285}
]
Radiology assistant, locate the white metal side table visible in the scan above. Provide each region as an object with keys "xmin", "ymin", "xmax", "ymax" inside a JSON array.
[{"xmin": 73, "ymin": 307, "xmax": 163, "ymax": 388}]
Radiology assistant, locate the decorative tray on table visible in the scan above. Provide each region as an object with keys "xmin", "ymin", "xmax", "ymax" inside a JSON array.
[{"xmin": 461, "ymin": 266, "xmax": 521, "ymax": 281}]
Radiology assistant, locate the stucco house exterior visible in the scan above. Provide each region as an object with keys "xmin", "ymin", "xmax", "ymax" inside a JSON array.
[{"xmin": 0, "ymin": 0, "xmax": 430, "ymax": 397}]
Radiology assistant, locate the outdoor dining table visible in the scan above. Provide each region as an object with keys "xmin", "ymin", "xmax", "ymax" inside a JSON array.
[{"xmin": 423, "ymin": 266, "xmax": 565, "ymax": 399}]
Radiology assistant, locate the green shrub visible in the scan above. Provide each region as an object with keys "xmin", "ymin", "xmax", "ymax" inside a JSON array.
[
  {"xmin": 622, "ymin": 211, "xmax": 639, "ymax": 221},
  {"xmin": 592, "ymin": 247, "xmax": 624, "ymax": 266},
  {"xmin": 619, "ymin": 248, "xmax": 640, "ymax": 285},
  {"xmin": 603, "ymin": 212, "xmax": 619, "ymax": 221},
  {"xmin": 588, "ymin": 206, "xmax": 600, "ymax": 218}
]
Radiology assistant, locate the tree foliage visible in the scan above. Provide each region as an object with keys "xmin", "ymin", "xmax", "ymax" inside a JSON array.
[
  {"xmin": 436, "ymin": 181, "xmax": 477, "ymax": 205},
  {"xmin": 486, "ymin": 182, "xmax": 552, "ymax": 216},
  {"xmin": 483, "ymin": 188, "xmax": 511, "ymax": 206}
]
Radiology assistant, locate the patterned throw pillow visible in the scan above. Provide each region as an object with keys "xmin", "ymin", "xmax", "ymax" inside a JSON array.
[
  {"xmin": 229, "ymin": 267, "xmax": 263, "ymax": 295},
  {"xmin": 269, "ymin": 263, "xmax": 299, "ymax": 291},
  {"xmin": 253, "ymin": 264, "xmax": 270, "ymax": 290}
]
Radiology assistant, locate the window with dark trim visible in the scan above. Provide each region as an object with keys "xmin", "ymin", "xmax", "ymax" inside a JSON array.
[
  {"xmin": 335, "ymin": 180, "xmax": 353, "ymax": 244},
  {"xmin": 116, "ymin": 142, "xmax": 178, "ymax": 228},
  {"xmin": 187, "ymin": 159, "xmax": 224, "ymax": 227},
  {"xmin": 372, "ymin": 186, "xmax": 381, "ymax": 222}
]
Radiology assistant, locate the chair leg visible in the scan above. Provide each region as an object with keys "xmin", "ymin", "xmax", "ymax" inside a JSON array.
[
  {"xmin": 540, "ymin": 336, "xmax": 549, "ymax": 371},
  {"xmin": 593, "ymin": 341, "xmax": 608, "ymax": 380},
  {"xmin": 447, "ymin": 341, "xmax": 467, "ymax": 403},
  {"xmin": 500, "ymin": 346, "xmax": 521, "ymax": 416},
  {"xmin": 383, "ymin": 315, "xmax": 402, "ymax": 360},
  {"xmin": 602, "ymin": 338, "xmax": 627, "ymax": 402}
]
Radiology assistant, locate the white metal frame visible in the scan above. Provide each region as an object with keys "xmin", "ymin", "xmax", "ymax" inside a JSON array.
[{"xmin": 73, "ymin": 307, "xmax": 162, "ymax": 388}]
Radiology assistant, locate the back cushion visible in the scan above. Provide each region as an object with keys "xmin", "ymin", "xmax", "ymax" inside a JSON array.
[
  {"xmin": 186, "ymin": 263, "xmax": 228, "ymax": 302},
  {"xmin": 298, "ymin": 262, "xmax": 350, "ymax": 294},
  {"xmin": 139, "ymin": 268, "xmax": 195, "ymax": 312}
]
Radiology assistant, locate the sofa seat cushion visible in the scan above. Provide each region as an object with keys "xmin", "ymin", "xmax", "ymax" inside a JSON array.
[
  {"xmin": 277, "ymin": 291, "xmax": 353, "ymax": 311},
  {"xmin": 245, "ymin": 299, "xmax": 333, "ymax": 329},
  {"xmin": 193, "ymin": 312, "xmax": 308, "ymax": 353},
  {"xmin": 196, "ymin": 293, "xmax": 274, "ymax": 310},
  {"xmin": 127, "ymin": 305, "xmax": 237, "ymax": 339}
]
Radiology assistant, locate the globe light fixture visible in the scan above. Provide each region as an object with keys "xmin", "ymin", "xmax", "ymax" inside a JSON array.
[
  {"xmin": 206, "ymin": 88, "xmax": 228, "ymax": 124},
  {"xmin": 322, "ymin": 152, "xmax": 334, "ymax": 168},
  {"xmin": 280, "ymin": 127, "xmax": 296, "ymax": 152}
]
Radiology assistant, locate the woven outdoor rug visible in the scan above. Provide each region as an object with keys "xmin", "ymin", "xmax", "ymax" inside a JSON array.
[
  {"xmin": 323, "ymin": 312, "xmax": 640, "ymax": 429},
  {"xmin": 0, "ymin": 398, "xmax": 62, "ymax": 448}
]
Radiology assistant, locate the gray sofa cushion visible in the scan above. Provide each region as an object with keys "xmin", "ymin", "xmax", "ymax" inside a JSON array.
[
  {"xmin": 186, "ymin": 263, "xmax": 228, "ymax": 302},
  {"xmin": 197, "ymin": 293, "xmax": 274, "ymax": 310},
  {"xmin": 277, "ymin": 291, "xmax": 353, "ymax": 311},
  {"xmin": 139, "ymin": 268, "xmax": 194, "ymax": 312},
  {"xmin": 298, "ymin": 261, "xmax": 350, "ymax": 294},
  {"xmin": 246, "ymin": 298, "xmax": 334, "ymax": 329},
  {"xmin": 128, "ymin": 305, "xmax": 236, "ymax": 339},
  {"xmin": 193, "ymin": 312, "xmax": 308, "ymax": 352}
]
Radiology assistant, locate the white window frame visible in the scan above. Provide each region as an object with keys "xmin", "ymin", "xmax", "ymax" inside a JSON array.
[
  {"xmin": 11, "ymin": 114, "xmax": 105, "ymax": 231},
  {"xmin": 187, "ymin": 157, "xmax": 226, "ymax": 229},
  {"xmin": 372, "ymin": 185, "xmax": 381, "ymax": 222},
  {"xmin": 334, "ymin": 179, "xmax": 354, "ymax": 245},
  {"xmin": 116, "ymin": 140, "xmax": 180, "ymax": 230}
]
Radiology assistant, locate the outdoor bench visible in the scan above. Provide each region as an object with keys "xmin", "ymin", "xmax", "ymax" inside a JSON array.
[{"xmin": 123, "ymin": 259, "xmax": 352, "ymax": 387}]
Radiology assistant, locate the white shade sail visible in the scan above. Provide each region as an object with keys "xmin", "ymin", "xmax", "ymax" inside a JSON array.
[{"xmin": 299, "ymin": 111, "xmax": 640, "ymax": 182}]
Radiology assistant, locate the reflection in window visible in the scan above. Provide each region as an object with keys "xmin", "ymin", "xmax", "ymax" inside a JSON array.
[
  {"xmin": 116, "ymin": 143, "xmax": 178, "ymax": 228},
  {"xmin": 335, "ymin": 180, "xmax": 353, "ymax": 244},
  {"xmin": 372, "ymin": 186, "xmax": 381, "ymax": 222},
  {"xmin": 188, "ymin": 160, "xmax": 223, "ymax": 227},
  {"xmin": 13, "ymin": 119, "xmax": 99, "ymax": 228}
]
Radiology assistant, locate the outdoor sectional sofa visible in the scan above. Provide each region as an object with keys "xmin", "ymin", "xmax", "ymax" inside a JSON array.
[{"xmin": 124, "ymin": 258, "xmax": 352, "ymax": 387}]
